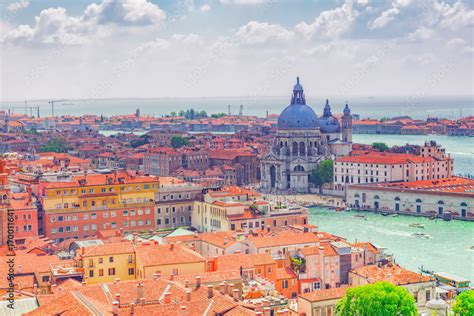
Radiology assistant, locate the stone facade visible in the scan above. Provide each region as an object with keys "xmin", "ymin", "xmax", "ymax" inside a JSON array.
[{"xmin": 261, "ymin": 78, "xmax": 352, "ymax": 193}]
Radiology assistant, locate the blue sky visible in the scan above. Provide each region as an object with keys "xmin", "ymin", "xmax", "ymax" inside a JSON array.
[{"xmin": 1, "ymin": 0, "xmax": 473, "ymax": 100}]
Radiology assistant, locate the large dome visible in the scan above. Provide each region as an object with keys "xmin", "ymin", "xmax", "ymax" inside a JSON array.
[{"xmin": 277, "ymin": 77, "xmax": 319, "ymax": 130}]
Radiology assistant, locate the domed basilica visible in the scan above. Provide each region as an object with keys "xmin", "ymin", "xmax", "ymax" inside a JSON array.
[{"xmin": 260, "ymin": 77, "xmax": 353, "ymax": 193}]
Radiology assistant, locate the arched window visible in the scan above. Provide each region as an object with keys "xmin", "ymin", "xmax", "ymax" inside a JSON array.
[
  {"xmin": 416, "ymin": 199, "xmax": 422, "ymax": 213},
  {"xmin": 437, "ymin": 201, "xmax": 444, "ymax": 216},
  {"xmin": 292, "ymin": 142, "xmax": 298, "ymax": 155},
  {"xmin": 299, "ymin": 142, "xmax": 305, "ymax": 156},
  {"xmin": 373, "ymin": 195, "xmax": 380, "ymax": 210},
  {"xmin": 460, "ymin": 202, "xmax": 467, "ymax": 217},
  {"xmin": 394, "ymin": 197, "xmax": 400, "ymax": 211},
  {"xmin": 294, "ymin": 165, "xmax": 305, "ymax": 172},
  {"xmin": 354, "ymin": 193, "xmax": 360, "ymax": 208}
]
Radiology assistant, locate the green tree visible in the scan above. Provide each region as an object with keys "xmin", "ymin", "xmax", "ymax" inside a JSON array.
[
  {"xmin": 310, "ymin": 159, "xmax": 333, "ymax": 191},
  {"xmin": 211, "ymin": 113, "xmax": 227, "ymax": 118},
  {"xmin": 130, "ymin": 134, "xmax": 150, "ymax": 148},
  {"xmin": 170, "ymin": 111, "xmax": 177, "ymax": 117},
  {"xmin": 171, "ymin": 136, "xmax": 189, "ymax": 149},
  {"xmin": 336, "ymin": 282, "xmax": 417, "ymax": 316},
  {"xmin": 452, "ymin": 290, "xmax": 474, "ymax": 316},
  {"xmin": 372, "ymin": 142, "xmax": 389, "ymax": 152},
  {"xmin": 39, "ymin": 138, "xmax": 71, "ymax": 153}
]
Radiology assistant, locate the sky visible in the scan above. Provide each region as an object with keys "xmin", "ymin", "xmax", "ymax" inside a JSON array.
[{"xmin": 1, "ymin": 0, "xmax": 473, "ymax": 101}]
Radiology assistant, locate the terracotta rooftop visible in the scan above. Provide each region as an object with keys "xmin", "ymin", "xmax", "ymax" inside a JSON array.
[
  {"xmin": 300, "ymin": 287, "xmax": 348, "ymax": 302},
  {"xmin": 350, "ymin": 264, "xmax": 434, "ymax": 285},
  {"xmin": 134, "ymin": 243, "xmax": 205, "ymax": 267},
  {"xmin": 358, "ymin": 177, "xmax": 474, "ymax": 196}
]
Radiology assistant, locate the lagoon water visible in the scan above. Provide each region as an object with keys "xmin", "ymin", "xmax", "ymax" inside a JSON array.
[
  {"xmin": 2, "ymin": 95, "xmax": 472, "ymax": 120},
  {"xmin": 309, "ymin": 207, "xmax": 474, "ymax": 282}
]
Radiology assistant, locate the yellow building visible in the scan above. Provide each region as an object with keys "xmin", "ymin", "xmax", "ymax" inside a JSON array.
[
  {"xmin": 40, "ymin": 172, "xmax": 159, "ymax": 242},
  {"xmin": 135, "ymin": 243, "xmax": 206, "ymax": 279},
  {"xmin": 77, "ymin": 241, "xmax": 136, "ymax": 284}
]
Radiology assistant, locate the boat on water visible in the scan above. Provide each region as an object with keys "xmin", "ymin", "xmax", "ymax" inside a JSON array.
[
  {"xmin": 412, "ymin": 232, "xmax": 430, "ymax": 239},
  {"xmin": 381, "ymin": 212, "xmax": 390, "ymax": 216},
  {"xmin": 354, "ymin": 214, "xmax": 367, "ymax": 220},
  {"xmin": 335, "ymin": 207, "xmax": 345, "ymax": 212},
  {"xmin": 409, "ymin": 223, "xmax": 425, "ymax": 229},
  {"xmin": 433, "ymin": 272, "xmax": 471, "ymax": 293}
]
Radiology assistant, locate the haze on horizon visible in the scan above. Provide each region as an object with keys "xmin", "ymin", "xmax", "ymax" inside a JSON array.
[{"xmin": 1, "ymin": 0, "xmax": 473, "ymax": 101}]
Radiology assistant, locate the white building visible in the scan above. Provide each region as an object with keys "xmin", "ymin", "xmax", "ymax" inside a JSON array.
[
  {"xmin": 334, "ymin": 141, "xmax": 453, "ymax": 197},
  {"xmin": 346, "ymin": 177, "xmax": 473, "ymax": 219}
]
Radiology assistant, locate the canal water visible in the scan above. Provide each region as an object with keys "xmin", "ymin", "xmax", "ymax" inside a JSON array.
[{"xmin": 309, "ymin": 207, "xmax": 474, "ymax": 282}]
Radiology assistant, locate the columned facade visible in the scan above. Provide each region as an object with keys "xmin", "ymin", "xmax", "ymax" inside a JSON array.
[{"xmin": 261, "ymin": 78, "xmax": 352, "ymax": 193}]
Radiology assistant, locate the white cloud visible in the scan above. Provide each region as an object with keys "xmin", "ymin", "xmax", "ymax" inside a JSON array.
[
  {"xmin": 447, "ymin": 38, "xmax": 466, "ymax": 47},
  {"xmin": 430, "ymin": 0, "xmax": 474, "ymax": 31},
  {"xmin": 369, "ymin": 0, "xmax": 413, "ymax": 29},
  {"xmin": 220, "ymin": 0, "xmax": 268, "ymax": 5},
  {"xmin": 295, "ymin": 0, "xmax": 363, "ymax": 39},
  {"xmin": 171, "ymin": 33, "xmax": 203, "ymax": 45},
  {"xmin": 7, "ymin": 0, "xmax": 29, "ymax": 12},
  {"xmin": 235, "ymin": 21, "xmax": 294, "ymax": 45},
  {"xmin": 3, "ymin": 0, "xmax": 165, "ymax": 45},
  {"xmin": 200, "ymin": 4, "xmax": 211, "ymax": 12},
  {"xmin": 408, "ymin": 26, "xmax": 434, "ymax": 41}
]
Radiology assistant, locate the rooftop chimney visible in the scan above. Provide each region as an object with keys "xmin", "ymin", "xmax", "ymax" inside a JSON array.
[
  {"xmin": 228, "ymin": 283, "xmax": 234, "ymax": 296},
  {"xmin": 136, "ymin": 284, "xmax": 144, "ymax": 301},
  {"xmin": 263, "ymin": 307, "xmax": 271, "ymax": 316},
  {"xmin": 139, "ymin": 298, "xmax": 145, "ymax": 307},
  {"xmin": 232, "ymin": 288, "xmax": 239, "ymax": 301},
  {"xmin": 219, "ymin": 282, "xmax": 226, "ymax": 295},
  {"xmin": 195, "ymin": 276, "xmax": 201, "ymax": 288},
  {"xmin": 153, "ymin": 272, "xmax": 161, "ymax": 280},
  {"xmin": 115, "ymin": 294, "xmax": 121, "ymax": 307},
  {"xmin": 186, "ymin": 289, "xmax": 191, "ymax": 302},
  {"xmin": 185, "ymin": 279, "xmax": 189, "ymax": 288},
  {"xmin": 207, "ymin": 285, "xmax": 214, "ymax": 299},
  {"xmin": 170, "ymin": 243, "xmax": 175, "ymax": 251},
  {"xmin": 112, "ymin": 301, "xmax": 119, "ymax": 316},
  {"xmin": 130, "ymin": 303, "xmax": 135, "ymax": 316},
  {"xmin": 164, "ymin": 292, "xmax": 171, "ymax": 304},
  {"xmin": 170, "ymin": 273, "xmax": 175, "ymax": 281}
]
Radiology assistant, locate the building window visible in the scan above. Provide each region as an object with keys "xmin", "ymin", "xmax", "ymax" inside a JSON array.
[
  {"xmin": 89, "ymin": 270, "xmax": 94, "ymax": 277},
  {"xmin": 108, "ymin": 268, "xmax": 116, "ymax": 276},
  {"xmin": 99, "ymin": 269, "xmax": 104, "ymax": 276},
  {"xmin": 109, "ymin": 256, "xmax": 114, "ymax": 263},
  {"xmin": 128, "ymin": 268, "xmax": 135, "ymax": 275},
  {"xmin": 282, "ymin": 280, "xmax": 288, "ymax": 289}
]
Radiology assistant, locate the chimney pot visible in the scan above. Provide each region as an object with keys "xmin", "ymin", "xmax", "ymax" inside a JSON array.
[
  {"xmin": 164, "ymin": 292, "xmax": 171, "ymax": 304},
  {"xmin": 137, "ymin": 283, "xmax": 144, "ymax": 300},
  {"xmin": 195, "ymin": 276, "xmax": 201, "ymax": 288},
  {"xmin": 186, "ymin": 289, "xmax": 191, "ymax": 302},
  {"xmin": 112, "ymin": 301, "xmax": 119, "ymax": 316},
  {"xmin": 139, "ymin": 297, "xmax": 145, "ymax": 306},
  {"xmin": 115, "ymin": 294, "xmax": 121, "ymax": 307},
  {"xmin": 232, "ymin": 288, "xmax": 239, "ymax": 301},
  {"xmin": 219, "ymin": 282, "xmax": 225, "ymax": 295},
  {"xmin": 207, "ymin": 285, "xmax": 214, "ymax": 299}
]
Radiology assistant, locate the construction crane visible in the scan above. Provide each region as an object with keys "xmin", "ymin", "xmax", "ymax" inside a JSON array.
[
  {"xmin": 48, "ymin": 99, "xmax": 68, "ymax": 117},
  {"xmin": 6, "ymin": 106, "xmax": 40, "ymax": 118}
]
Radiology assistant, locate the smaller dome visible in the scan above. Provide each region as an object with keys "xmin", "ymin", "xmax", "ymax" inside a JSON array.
[
  {"xmin": 344, "ymin": 102, "xmax": 351, "ymax": 115},
  {"xmin": 293, "ymin": 76, "xmax": 303, "ymax": 91},
  {"xmin": 320, "ymin": 99, "xmax": 341, "ymax": 133},
  {"xmin": 320, "ymin": 116, "xmax": 341, "ymax": 133}
]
